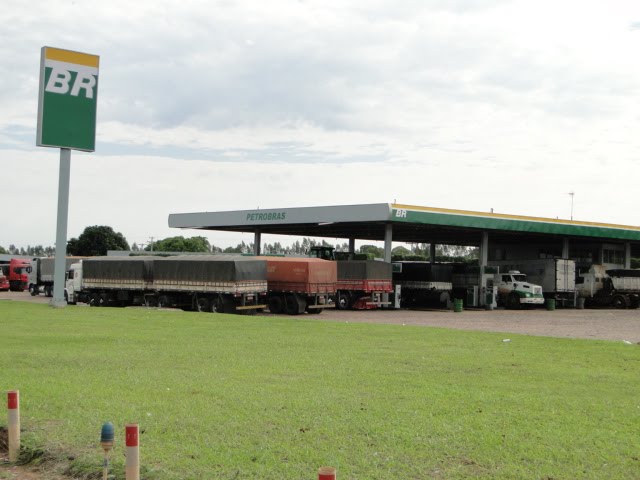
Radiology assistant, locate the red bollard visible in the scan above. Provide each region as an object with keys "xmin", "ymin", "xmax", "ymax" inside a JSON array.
[
  {"xmin": 125, "ymin": 424, "xmax": 140, "ymax": 480},
  {"xmin": 318, "ymin": 466, "xmax": 336, "ymax": 480},
  {"xmin": 7, "ymin": 391, "xmax": 20, "ymax": 462}
]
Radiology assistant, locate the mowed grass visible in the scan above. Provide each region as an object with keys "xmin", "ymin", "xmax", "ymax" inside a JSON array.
[{"xmin": 1, "ymin": 302, "xmax": 639, "ymax": 479}]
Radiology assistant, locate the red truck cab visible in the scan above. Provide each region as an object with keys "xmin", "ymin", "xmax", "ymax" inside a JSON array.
[{"xmin": 7, "ymin": 258, "xmax": 31, "ymax": 291}]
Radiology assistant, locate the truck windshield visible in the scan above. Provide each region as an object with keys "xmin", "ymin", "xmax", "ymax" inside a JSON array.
[{"xmin": 512, "ymin": 274, "xmax": 527, "ymax": 282}]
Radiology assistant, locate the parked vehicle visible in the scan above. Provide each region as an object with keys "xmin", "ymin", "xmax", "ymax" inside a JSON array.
[
  {"xmin": 28, "ymin": 256, "xmax": 88, "ymax": 297},
  {"xmin": 65, "ymin": 256, "xmax": 267, "ymax": 313},
  {"xmin": 392, "ymin": 261, "xmax": 452, "ymax": 308},
  {"xmin": 493, "ymin": 270, "xmax": 545, "ymax": 309},
  {"xmin": 0, "ymin": 271, "xmax": 9, "ymax": 291},
  {"xmin": 576, "ymin": 265, "xmax": 640, "ymax": 308},
  {"xmin": 261, "ymin": 256, "xmax": 337, "ymax": 315},
  {"xmin": 309, "ymin": 246, "xmax": 393, "ymax": 309},
  {"xmin": 489, "ymin": 259, "xmax": 576, "ymax": 307},
  {"xmin": 4, "ymin": 258, "xmax": 31, "ymax": 292}
]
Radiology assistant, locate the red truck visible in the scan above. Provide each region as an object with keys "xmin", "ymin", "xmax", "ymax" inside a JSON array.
[
  {"xmin": 1, "ymin": 258, "xmax": 31, "ymax": 292},
  {"xmin": 261, "ymin": 257, "xmax": 337, "ymax": 315},
  {"xmin": 309, "ymin": 246, "xmax": 393, "ymax": 309}
]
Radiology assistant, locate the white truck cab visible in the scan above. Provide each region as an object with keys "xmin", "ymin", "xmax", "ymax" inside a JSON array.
[
  {"xmin": 495, "ymin": 270, "xmax": 545, "ymax": 309},
  {"xmin": 65, "ymin": 261, "xmax": 83, "ymax": 304}
]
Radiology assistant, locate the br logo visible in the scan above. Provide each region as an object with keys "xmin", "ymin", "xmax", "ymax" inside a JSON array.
[
  {"xmin": 46, "ymin": 69, "xmax": 97, "ymax": 99},
  {"xmin": 395, "ymin": 209, "xmax": 407, "ymax": 218}
]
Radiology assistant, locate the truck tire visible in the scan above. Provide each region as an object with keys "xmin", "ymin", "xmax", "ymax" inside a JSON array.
[
  {"xmin": 268, "ymin": 295, "xmax": 284, "ymax": 314},
  {"xmin": 336, "ymin": 292, "xmax": 350, "ymax": 310},
  {"xmin": 211, "ymin": 296, "xmax": 225, "ymax": 313},
  {"xmin": 89, "ymin": 293, "xmax": 100, "ymax": 307},
  {"xmin": 612, "ymin": 294, "xmax": 628, "ymax": 309},
  {"xmin": 628, "ymin": 295, "xmax": 640, "ymax": 309},
  {"xmin": 285, "ymin": 294, "xmax": 304, "ymax": 315},
  {"xmin": 45, "ymin": 286, "xmax": 53, "ymax": 297},
  {"xmin": 196, "ymin": 297, "xmax": 210, "ymax": 312},
  {"xmin": 29, "ymin": 284, "xmax": 38, "ymax": 296},
  {"xmin": 506, "ymin": 292, "xmax": 521, "ymax": 310}
]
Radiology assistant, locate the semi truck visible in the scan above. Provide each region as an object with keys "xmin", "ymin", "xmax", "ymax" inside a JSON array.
[
  {"xmin": 392, "ymin": 261, "xmax": 453, "ymax": 308},
  {"xmin": 576, "ymin": 265, "xmax": 640, "ymax": 308},
  {"xmin": 1, "ymin": 258, "xmax": 31, "ymax": 291},
  {"xmin": 489, "ymin": 259, "xmax": 576, "ymax": 306},
  {"xmin": 261, "ymin": 256, "xmax": 337, "ymax": 315},
  {"xmin": 493, "ymin": 270, "xmax": 545, "ymax": 309},
  {"xmin": 309, "ymin": 246, "xmax": 393, "ymax": 309},
  {"xmin": 28, "ymin": 256, "xmax": 88, "ymax": 297},
  {"xmin": 452, "ymin": 264, "xmax": 544, "ymax": 309},
  {"xmin": 65, "ymin": 255, "xmax": 267, "ymax": 313}
]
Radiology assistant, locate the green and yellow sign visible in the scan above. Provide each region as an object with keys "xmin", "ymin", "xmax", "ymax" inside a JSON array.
[{"xmin": 37, "ymin": 47, "xmax": 99, "ymax": 152}]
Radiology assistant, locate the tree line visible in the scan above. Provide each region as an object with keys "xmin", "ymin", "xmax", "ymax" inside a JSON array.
[{"xmin": 1, "ymin": 225, "xmax": 479, "ymax": 262}]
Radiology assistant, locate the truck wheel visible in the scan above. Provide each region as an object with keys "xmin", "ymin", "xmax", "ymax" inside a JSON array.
[
  {"xmin": 29, "ymin": 284, "xmax": 38, "ymax": 296},
  {"xmin": 268, "ymin": 296, "xmax": 284, "ymax": 314},
  {"xmin": 628, "ymin": 295, "xmax": 640, "ymax": 309},
  {"xmin": 506, "ymin": 292, "xmax": 521, "ymax": 310},
  {"xmin": 612, "ymin": 295, "xmax": 628, "ymax": 309},
  {"xmin": 285, "ymin": 294, "xmax": 302, "ymax": 315},
  {"xmin": 89, "ymin": 293, "xmax": 100, "ymax": 307},
  {"xmin": 196, "ymin": 297, "xmax": 210, "ymax": 312},
  {"xmin": 211, "ymin": 297, "xmax": 225, "ymax": 313},
  {"xmin": 336, "ymin": 293, "xmax": 350, "ymax": 310},
  {"xmin": 157, "ymin": 295, "xmax": 170, "ymax": 308},
  {"xmin": 45, "ymin": 286, "xmax": 53, "ymax": 297}
]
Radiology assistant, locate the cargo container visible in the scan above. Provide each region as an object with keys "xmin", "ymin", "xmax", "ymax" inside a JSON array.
[
  {"xmin": 392, "ymin": 261, "xmax": 453, "ymax": 308},
  {"xmin": 309, "ymin": 246, "xmax": 393, "ymax": 310},
  {"xmin": 261, "ymin": 257, "xmax": 337, "ymax": 315},
  {"xmin": 28, "ymin": 256, "xmax": 88, "ymax": 297},
  {"xmin": 65, "ymin": 256, "xmax": 267, "ymax": 313}
]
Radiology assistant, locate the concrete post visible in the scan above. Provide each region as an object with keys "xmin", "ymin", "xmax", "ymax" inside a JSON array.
[
  {"xmin": 625, "ymin": 242, "xmax": 631, "ymax": 269},
  {"xmin": 348, "ymin": 238, "xmax": 356, "ymax": 253},
  {"xmin": 479, "ymin": 231, "xmax": 489, "ymax": 306},
  {"xmin": 253, "ymin": 230, "xmax": 261, "ymax": 256},
  {"xmin": 384, "ymin": 224, "xmax": 393, "ymax": 263}
]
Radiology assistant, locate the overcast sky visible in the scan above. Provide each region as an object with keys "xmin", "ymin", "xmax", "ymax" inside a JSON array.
[{"xmin": 3, "ymin": 0, "xmax": 640, "ymax": 250}]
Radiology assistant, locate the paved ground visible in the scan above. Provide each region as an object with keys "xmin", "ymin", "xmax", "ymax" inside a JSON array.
[{"xmin": 3, "ymin": 290, "xmax": 640, "ymax": 343}]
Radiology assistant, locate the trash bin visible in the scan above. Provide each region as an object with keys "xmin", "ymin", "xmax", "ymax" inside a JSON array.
[
  {"xmin": 546, "ymin": 298, "xmax": 556, "ymax": 311},
  {"xmin": 485, "ymin": 291, "xmax": 494, "ymax": 310},
  {"xmin": 454, "ymin": 298, "xmax": 464, "ymax": 313}
]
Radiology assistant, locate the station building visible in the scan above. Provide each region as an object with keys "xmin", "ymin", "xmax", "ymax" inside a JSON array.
[{"xmin": 169, "ymin": 203, "xmax": 640, "ymax": 305}]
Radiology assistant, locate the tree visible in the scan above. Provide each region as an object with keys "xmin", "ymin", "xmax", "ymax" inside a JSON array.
[
  {"xmin": 359, "ymin": 244, "xmax": 384, "ymax": 259},
  {"xmin": 148, "ymin": 236, "xmax": 214, "ymax": 253},
  {"xmin": 67, "ymin": 226, "xmax": 129, "ymax": 256},
  {"xmin": 0, "ymin": 246, "xmax": 6, "ymax": 254}
]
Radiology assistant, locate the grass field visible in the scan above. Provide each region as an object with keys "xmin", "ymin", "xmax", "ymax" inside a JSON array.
[{"xmin": 1, "ymin": 302, "xmax": 639, "ymax": 479}]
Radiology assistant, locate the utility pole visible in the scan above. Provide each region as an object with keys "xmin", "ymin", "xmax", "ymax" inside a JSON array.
[{"xmin": 569, "ymin": 192, "xmax": 575, "ymax": 220}]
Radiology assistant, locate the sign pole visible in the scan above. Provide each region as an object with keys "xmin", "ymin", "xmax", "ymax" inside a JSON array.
[{"xmin": 51, "ymin": 148, "xmax": 71, "ymax": 307}]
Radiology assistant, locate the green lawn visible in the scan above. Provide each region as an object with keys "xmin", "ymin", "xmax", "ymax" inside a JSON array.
[{"xmin": 1, "ymin": 302, "xmax": 639, "ymax": 479}]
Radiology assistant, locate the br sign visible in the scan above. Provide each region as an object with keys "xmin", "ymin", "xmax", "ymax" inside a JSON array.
[{"xmin": 37, "ymin": 47, "xmax": 100, "ymax": 152}]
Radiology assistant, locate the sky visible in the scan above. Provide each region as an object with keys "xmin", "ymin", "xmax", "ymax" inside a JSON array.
[{"xmin": 3, "ymin": 0, "xmax": 640, "ymax": 250}]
